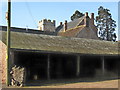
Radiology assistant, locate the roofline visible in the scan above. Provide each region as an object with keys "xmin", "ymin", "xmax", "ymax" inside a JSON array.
[
  {"xmin": 0, "ymin": 26, "xmax": 57, "ymax": 35},
  {"xmin": 11, "ymin": 48, "xmax": 119, "ymax": 56},
  {"xmin": 59, "ymin": 25, "xmax": 85, "ymax": 33}
]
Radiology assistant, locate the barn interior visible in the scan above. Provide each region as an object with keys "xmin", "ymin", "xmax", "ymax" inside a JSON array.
[
  {"xmin": 12, "ymin": 50, "xmax": 119, "ymax": 85},
  {"xmin": 13, "ymin": 51, "xmax": 77, "ymax": 82}
]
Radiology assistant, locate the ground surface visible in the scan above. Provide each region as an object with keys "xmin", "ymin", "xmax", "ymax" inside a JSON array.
[
  {"xmin": 2, "ymin": 79, "xmax": 119, "ymax": 88},
  {"xmin": 25, "ymin": 79, "xmax": 119, "ymax": 88}
]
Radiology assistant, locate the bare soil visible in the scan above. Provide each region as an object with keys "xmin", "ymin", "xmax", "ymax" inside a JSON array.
[{"xmin": 25, "ymin": 79, "xmax": 119, "ymax": 88}]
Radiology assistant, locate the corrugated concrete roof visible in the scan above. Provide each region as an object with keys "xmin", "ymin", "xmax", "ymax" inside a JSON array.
[{"xmin": 0, "ymin": 31, "xmax": 118, "ymax": 55}]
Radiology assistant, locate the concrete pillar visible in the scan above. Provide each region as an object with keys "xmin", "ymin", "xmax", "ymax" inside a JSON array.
[
  {"xmin": 47, "ymin": 54, "xmax": 50, "ymax": 80},
  {"xmin": 76, "ymin": 55, "xmax": 80, "ymax": 77},
  {"xmin": 101, "ymin": 56, "xmax": 105, "ymax": 75}
]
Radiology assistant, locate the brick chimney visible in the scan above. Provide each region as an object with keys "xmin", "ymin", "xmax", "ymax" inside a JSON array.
[
  {"xmin": 64, "ymin": 20, "xmax": 67, "ymax": 32},
  {"xmin": 60, "ymin": 22, "xmax": 63, "ymax": 26},
  {"xmin": 85, "ymin": 12, "xmax": 88, "ymax": 17},
  {"xmin": 53, "ymin": 20, "xmax": 56, "ymax": 27},
  {"xmin": 84, "ymin": 12, "xmax": 89, "ymax": 27},
  {"xmin": 91, "ymin": 13, "xmax": 94, "ymax": 25}
]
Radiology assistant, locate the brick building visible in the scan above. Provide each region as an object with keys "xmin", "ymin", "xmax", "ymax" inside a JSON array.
[
  {"xmin": 38, "ymin": 19, "xmax": 56, "ymax": 32},
  {"xmin": 56, "ymin": 12, "xmax": 99, "ymax": 40},
  {"xmin": 0, "ymin": 12, "xmax": 119, "ymax": 86},
  {"xmin": 0, "ymin": 41, "xmax": 7, "ymax": 84},
  {"xmin": 0, "ymin": 29, "xmax": 119, "ymax": 86}
]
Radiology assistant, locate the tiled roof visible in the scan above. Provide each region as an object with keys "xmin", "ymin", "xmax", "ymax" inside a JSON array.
[
  {"xmin": 58, "ymin": 25, "xmax": 85, "ymax": 37},
  {"xmin": 0, "ymin": 31, "xmax": 118, "ymax": 55},
  {"xmin": 56, "ymin": 16, "xmax": 84, "ymax": 32}
]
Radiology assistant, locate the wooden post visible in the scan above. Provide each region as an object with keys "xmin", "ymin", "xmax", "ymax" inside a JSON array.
[
  {"xmin": 101, "ymin": 56, "xmax": 105, "ymax": 75},
  {"xmin": 10, "ymin": 51, "xmax": 14, "ymax": 66},
  {"xmin": 6, "ymin": 0, "xmax": 11, "ymax": 86},
  {"xmin": 76, "ymin": 55, "xmax": 80, "ymax": 77},
  {"xmin": 47, "ymin": 54, "xmax": 50, "ymax": 80}
]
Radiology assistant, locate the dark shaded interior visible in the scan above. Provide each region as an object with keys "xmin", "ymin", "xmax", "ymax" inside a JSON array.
[
  {"xmin": 14, "ymin": 51, "xmax": 77, "ymax": 82},
  {"xmin": 15, "ymin": 52, "xmax": 48, "ymax": 81},
  {"xmin": 50, "ymin": 54, "xmax": 76, "ymax": 79},
  {"xmin": 104, "ymin": 56, "xmax": 119, "ymax": 75},
  {"xmin": 80, "ymin": 56, "xmax": 101, "ymax": 77},
  {"xmin": 13, "ymin": 50, "xmax": 120, "ymax": 85}
]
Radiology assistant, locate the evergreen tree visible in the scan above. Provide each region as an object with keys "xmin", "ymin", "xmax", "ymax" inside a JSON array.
[
  {"xmin": 71, "ymin": 10, "xmax": 84, "ymax": 21},
  {"xmin": 96, "ymin": 6, "xmax": 117, "ymax": 41}
]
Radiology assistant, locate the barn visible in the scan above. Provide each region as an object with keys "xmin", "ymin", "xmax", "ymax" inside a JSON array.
[{"xmin": 0, "ymin": 28, "xmax": 119, "ymax": 86}]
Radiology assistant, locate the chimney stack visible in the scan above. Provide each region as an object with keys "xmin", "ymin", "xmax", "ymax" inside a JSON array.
[
  {"xmin": 84, "ymin": 12, "xmax": 89, "ymax": 27},
  {"xmin": 64, "ymin": 20, "xmax": 67, "ymax": 32},
  {"xmin": 91, "ymin": 13, "xmax": 94, "ymax": 25},
  {"xmin": 60, "ymin": 22, "xmax": 63, "ymax": 25},
  {"xmin": 85, "ymin": 12, "xmax": 88, "ymax": 17},
  {"xmin": 53, "ymin": 20, "xmax": 56, "ymax": 27}
]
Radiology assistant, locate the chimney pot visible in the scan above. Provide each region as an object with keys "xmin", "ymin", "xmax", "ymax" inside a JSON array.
[
  {"xmin": 48, "ymin": 19, "xmax": 51, "ymax": 22},
  {"xmin": 85, "ymin": 12, "xmax": 88, "ymax": 17},
  {"xmin": 64, "ymin": 20, "xmax": 67, "ymax": 31},
  {"xmin": 91, "ymin": 13, "xmax": 94, "ymax": 19},
  {"xmin": 53, "ymin": 20, "xmax": 56, "ymax": 26},
  {"xmin": 60, "ymin": 22, "xmax": 62, "ymax": 25},
  {"xmin": 65, "ymin": 20, "xmax": 67, "ymax": 23},
  {"xmin": 84, "ymin": 12, "xmax": 89, "ymax": 27},
  {"xmin": 53, "ymin": 20, "xmax": 55, "ymax": 23},
  {"xmin": 91, "ymin": 13, "xmax": 94, "ymax": 25}
]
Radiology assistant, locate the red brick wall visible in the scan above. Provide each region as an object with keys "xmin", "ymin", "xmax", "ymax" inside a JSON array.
[{"xmin": 0, "ymin": 41, "xmax": 7, "ymax": 84}]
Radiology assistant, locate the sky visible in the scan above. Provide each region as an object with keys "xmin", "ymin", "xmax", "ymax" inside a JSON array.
[{"xmin": 0, "ymin": 0, "xmax": 119, "ymax": 40}]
